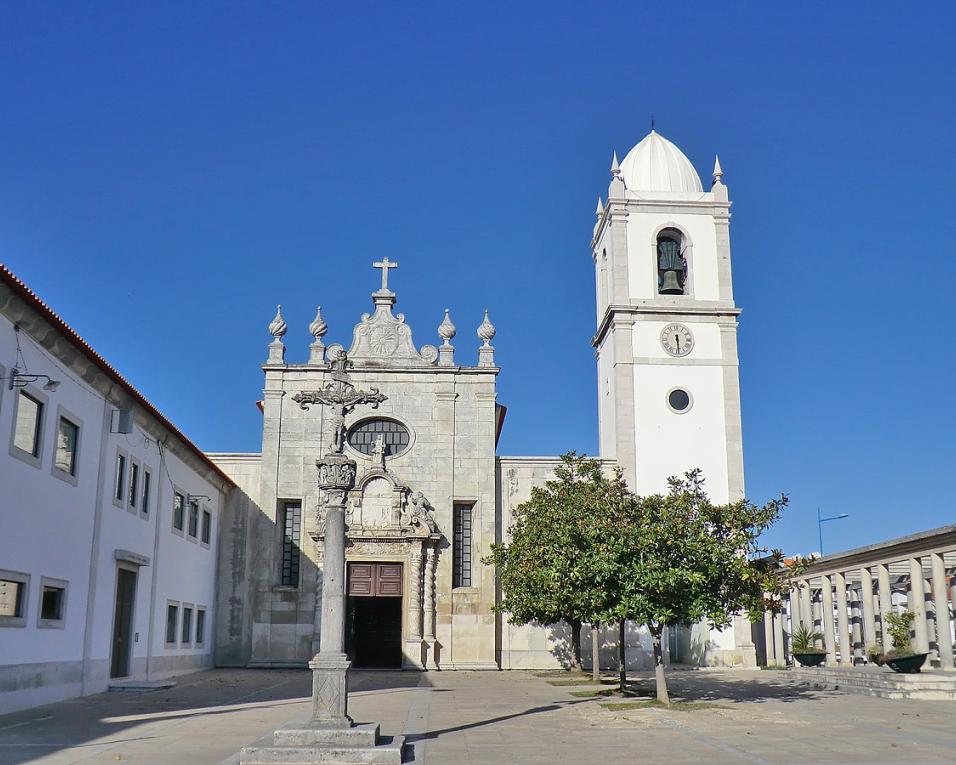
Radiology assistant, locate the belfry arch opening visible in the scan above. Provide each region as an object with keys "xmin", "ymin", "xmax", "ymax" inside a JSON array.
[{"xmin": 656, "ymin": 228, "xmax": 687, "ymax": 295}]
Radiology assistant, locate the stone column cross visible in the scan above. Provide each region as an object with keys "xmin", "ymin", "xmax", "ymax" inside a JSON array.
[{"xmin": 373, "ymin": 257, "xmax": 399, "ymax": 291}]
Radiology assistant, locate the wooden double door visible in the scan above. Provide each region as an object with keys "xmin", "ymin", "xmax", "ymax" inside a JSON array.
[{"xmin": 346, "ymin": 562, "xmax": 403, "ymax": 668}]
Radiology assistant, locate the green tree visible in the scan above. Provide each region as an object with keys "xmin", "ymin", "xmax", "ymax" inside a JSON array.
[
  {"xmin": 603, "ymin": 470, "xmax": 798, "ymax": 704},
  {"xmin": 484, "ymin": 452, "xmax": 628, "ymax": 670}
]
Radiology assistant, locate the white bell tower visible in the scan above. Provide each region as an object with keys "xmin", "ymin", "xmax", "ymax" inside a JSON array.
[{"xmin": 592, "ymin": 130, "xmax": 744, "ymax": 505}]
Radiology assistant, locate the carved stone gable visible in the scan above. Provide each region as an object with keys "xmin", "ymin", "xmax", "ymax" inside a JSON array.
[{"xmin": 348, "ymin": 304, "xmax": 435, "ymax": 366}]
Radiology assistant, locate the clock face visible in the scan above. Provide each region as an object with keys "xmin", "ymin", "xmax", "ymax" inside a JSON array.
[{"xmin": 660, "ymin": 323, "xmax": 694, "ymax": 357}]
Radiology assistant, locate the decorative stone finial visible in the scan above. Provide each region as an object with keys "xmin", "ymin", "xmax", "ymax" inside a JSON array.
[
  {"xmin": 267, "ymin": 305, "xmax": 287, "ymax": 364},
  {"xmin": 308, "ymin": 306, "xmax": 328, "ymax": 365},
  {"xmin": 437, "ymin": 308, "xmax": 456, "ymax": 366},
  {"xmin": 309, "ymin": 306, "xmax": 328, "ymax": 340},
  {"xmin": 477, "ymin": 310, "xmax": 496, "ymax": 347},
  {"xmin": 595, "ymin": 197, "xmax": 604, "ymax": 217},
  {"xmin": 610, "ymin": 151, "xmax": 620, "ymax": 177},
  {"xmin": 477, "ymin": 310, "xmax": 496, "ymax": 367},
  {"xmin": 713, "ymin": 155, "xmax": 724, "ymax": 185},
  {"xmin": 268, "ymin": 305, "xmax": 287, "ymax": 338},
  {"xmin": 438, "ymin": 309, "xmax": 457, "ymax": 347}
]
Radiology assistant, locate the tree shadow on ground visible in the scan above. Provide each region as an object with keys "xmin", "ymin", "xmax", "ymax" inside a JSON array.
[{"xmin": 609, "ymin": 670, "xmax": 843, "ymax": 704}]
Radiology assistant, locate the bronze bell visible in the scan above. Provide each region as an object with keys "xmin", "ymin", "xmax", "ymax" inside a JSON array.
[{"xmin": 659, "ymin": 270, "xmax": 683, "ymax": 295}]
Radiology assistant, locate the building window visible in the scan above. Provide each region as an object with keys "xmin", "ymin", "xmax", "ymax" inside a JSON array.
[
  {"xmin": 346, "ymin": 418, "xmax": 411, "ymax": 457},
  {"xmin": 173, "ymin": 492, "xmax": 185, "ymax": 532},
  {"xmin": 165, "ymin": 603, "xmax": 179, "ymax": 644},
  {"xmin": 181, "ymin": 605, "xmax": 193, "ymax": 645},
  {"xmin": 187, "ymin": 500, "xmax": 199, "ymax": 538},
  {"xmin": 195, "ymin": 608, "xmax": 206, "ymax": 646},
  {"xmin": 201, "ymin": 509, "xmax": 211, "ymax": 545},
  {"xmin": 666, "ymin": 387, "xmax": 693, "ymax": 414},
  {"xmin": 114, "ymin": 452, "xmax": 127, "ymax": 502},
  {"xmin": 0, "ymin": 570, "xmax": 30, "ymax": 627},
  {"xmin": 13, "ymin": 391, "xmax": 43, "ymax": 458},
  {"xmin": 128, "ymin": 462, "xmax": 139, "ymax": 509},
  {"xmin": 279, "ymin": 501, "xmax": 302, "ymax": 587},
  {"xmin": 453, "ymin": 503, "xmax": 473, "ymax": 588},
  {"xmin": 54, "ymin": 417, "xmax": 79, "ymax": 476},
  {"xmin": 657, "ymin": 229, "xmax": 687, "ymax": 295},
  {"xmin": 38, "ymin": 578, "xmax": 68, "ymax": 628},
  {"xmin": 141, "ymin": 469, "xmax": 151, "ymax": 517}
]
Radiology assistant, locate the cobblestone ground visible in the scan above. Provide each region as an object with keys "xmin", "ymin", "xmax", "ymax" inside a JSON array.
[{"xmin": 1, "ymin": 668, "xmax": 954, "ymax": 764}]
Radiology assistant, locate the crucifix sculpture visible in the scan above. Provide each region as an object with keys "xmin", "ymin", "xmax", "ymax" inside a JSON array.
[
  {"xmin": 290, "ymin": 351, "xmax": 388, "ymax": 729},
  {"xmin": 373, "ymin": 257, "xmax": 398, "ymax": 292}
]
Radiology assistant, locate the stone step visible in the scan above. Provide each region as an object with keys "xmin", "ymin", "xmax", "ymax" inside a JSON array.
[
  {"xmin": 240, "ymin": 735, "xmax": 405, "ymax": 765},
  {"xmin": 786, "ymin": 668, "xmax": 956, "ymax": 700},
  {"xmin": 273, "ymin": 723, "xmax": 381, "ymax": 748}
]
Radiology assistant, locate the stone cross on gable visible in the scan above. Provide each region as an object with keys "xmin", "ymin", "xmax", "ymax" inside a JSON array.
[{"xmin": 373, "ymin": 257, "xmax": 399, "ymax": 291}]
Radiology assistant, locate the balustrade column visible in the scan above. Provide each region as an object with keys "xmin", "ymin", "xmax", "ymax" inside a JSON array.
[
  {"xmin": 909, "ymin": 557, "xmax": 930, "ymax": 654},
  {"xmin": 800, "ymin": 582, "xmax": 813, "ymax": 632},
  {"xmin": 821, "ymin": 576, "xmax": 837, "ymax": 665},
  {"xmin": 849, "ymin": 587, "xmax": 863, "ymax": 663},
  {"xmin": 772, "ymin": 611, "xmax": 785, "ymax": 666},
  {"xmin": 763, "ymin": 612, "xmax": 775, "ymax": 666},
  {"xmin": 834, "ymin": 572, "xmax": 851, "ymax": 665},
  {"xmin": 860, "ymin": 567, "xmax": 876, "ymax": 656},
  {"xmin": 931, "ymin": 553, "xmax": 953, "ymax": 668},
  {"xmin": 877, "ymin": 564, "xmax": 893, "ymax": 647},
  {"xmin": 789, "ymin": 585, "xmax": 801, "ymax": 631}
]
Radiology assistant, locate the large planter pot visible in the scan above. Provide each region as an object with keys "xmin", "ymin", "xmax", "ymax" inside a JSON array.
[
  {"xmin": 885, "ymin": 653, "xmax": 928, "ymax": 674},
  {"xmin": 793, "ymin": 652, "xmax": 828, "ymax": 667}
]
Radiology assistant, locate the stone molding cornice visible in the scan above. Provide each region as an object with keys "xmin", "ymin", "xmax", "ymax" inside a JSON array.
[
  {"xmin": 592, "ymin": 303, "xmax": 741, "ymax": 347},
  {"xmin": 262, "ymin": 364, "xmax": 498, "ymax": 376}
]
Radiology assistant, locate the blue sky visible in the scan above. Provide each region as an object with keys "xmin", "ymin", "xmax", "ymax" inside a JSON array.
[{"xmin": 2, "ymin": 2, "xmax": 954, "ymax": 556}]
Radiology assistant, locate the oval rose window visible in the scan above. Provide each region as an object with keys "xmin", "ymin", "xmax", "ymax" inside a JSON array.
[{"xmin": 347, "ymin": 418, "xmax": 411, "ymax": 457}]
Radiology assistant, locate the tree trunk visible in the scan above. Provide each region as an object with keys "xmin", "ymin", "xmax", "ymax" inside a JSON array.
[
  {"xmin": 569, "ymin": 619, "xmax": 582, "ymax": 671},
  {"xmin": 591, "ymin": 624, "xmax": 601, "ymax": 682},
  {"xmin": 618, "ymin": 620, "xmax": 627, "ymax": 694},
  {"xmin": 651, "ymin": 624, "xmax": 670, "ymax": 705}
]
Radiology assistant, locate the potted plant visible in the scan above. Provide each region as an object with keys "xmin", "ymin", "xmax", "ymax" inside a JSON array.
[
  {"xmin": 883, "ymin": 610, "xmax": 928, "ymax": 673},
  {"xmin": 791, "ymin": 624, "xmax": 827, "ymax": 667},
  {"xmin": 866, "ymin": 642, "xmax": 885, "ymax": 666}
]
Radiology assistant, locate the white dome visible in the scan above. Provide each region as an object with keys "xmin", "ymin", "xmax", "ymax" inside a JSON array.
[{"xmin": 619, "ymin": 130, "xmax": 703, "ymax": 193}]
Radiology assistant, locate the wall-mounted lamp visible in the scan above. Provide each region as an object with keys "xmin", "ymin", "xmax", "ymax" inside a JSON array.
[{"xmin": 7, "ymin": 367, "xmax": 61, "ymax": 392}]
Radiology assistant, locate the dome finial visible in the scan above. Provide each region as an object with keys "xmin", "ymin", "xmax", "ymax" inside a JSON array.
[
  {"xmin": 651, "ymin": 115, "xmax": 655, "ymax": 132},
  {"xmin": 610, "ymin": 151, "xmax": 620, "ymax": 177},
  {"xmin": 713, "ymin": 155, "xmax": 724, "ymax": 184}
]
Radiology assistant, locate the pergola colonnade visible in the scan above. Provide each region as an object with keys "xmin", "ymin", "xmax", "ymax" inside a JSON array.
[{"xmin": 762, "ymin": 524, "xmax": 956, "ymax": 670}]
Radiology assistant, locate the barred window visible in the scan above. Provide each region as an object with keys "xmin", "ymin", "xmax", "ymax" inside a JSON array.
[
  {"xmin": 280, "ymin": 501, "xmax": 302, "ymax": 587},
  {"xmin": 453, "ymin": 503, "xmax": 473, "ymax": 588},
  {"xmin": 347, "ymin": 418, "xmax": 410, "ymax": 457}
]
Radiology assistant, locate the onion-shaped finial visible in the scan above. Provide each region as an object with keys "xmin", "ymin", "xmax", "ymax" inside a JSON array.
[
  {"xmin": 309, "ymin": 306, "xmax": 328, "ymax": 339},
  {"xmin": 268, "ymin": 305, "xmax": 287, "ymax": 338},
  {"xmin": 477, "ymin": 309, "xmax": 496, "ymax": 347},
  {"xmin": 438, "ymin": 308, "xmax": 457, "ymax": 347}
]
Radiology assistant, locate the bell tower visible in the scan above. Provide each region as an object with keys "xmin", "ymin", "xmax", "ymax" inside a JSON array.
[{"xmin": 592, "ymin": 130, "xmax": 744, "ymax": 505}]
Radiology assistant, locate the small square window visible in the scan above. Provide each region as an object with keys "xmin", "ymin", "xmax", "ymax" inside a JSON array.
[
  {"xmin": 13, "ymin": 391, "xmax": 43, "ymax": 457},
  {"xmin": 187, "ymin": 501, "xmax": 199, "ymax": 538},
  {"xmin": 195, "ymin": 609, "xmax": 206, "ymax": 646},
  {"xmin": 201, "ymin": 510, "xmax": 211, "ymax": 544},
  {"xmin": 129, "ymin": 462, "xmax": 139, "ymax": 509},
  {"xmin": 173, "ymin": 493, "xmax": 185, "ymax": 531},
  {"xmin": 38, "ymin": 581, "xmax": 67, "ymax": 627},
  {"xmin": 0, "ymin": 570, "xmax": 30, "ymax": 628},
  {"xmin": 165, "ymin": 604, "xmax": 179, "ymax": 644},
  {"xmin": 0, "ymin": 579, "xmax": 26, "ymax": 618},
  {"xmin": 54, "ymin": 417, "xmax": 79, "ymax": 476},
  {"xmin": 181, "ymin": 606, "xmax": 193, "ymax": 644}
]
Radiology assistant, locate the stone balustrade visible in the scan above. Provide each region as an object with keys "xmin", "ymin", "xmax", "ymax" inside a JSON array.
[{"xmin": 762, "ymin": 524, "xmax": 956, "ymax": 670}]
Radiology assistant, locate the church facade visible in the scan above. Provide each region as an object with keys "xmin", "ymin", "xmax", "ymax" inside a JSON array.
[{"xmin": 211, "ymin": 128, "xmax": 757, "ymax": 672}]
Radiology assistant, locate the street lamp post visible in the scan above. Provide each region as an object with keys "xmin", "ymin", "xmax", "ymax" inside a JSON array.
[{"xmin": 817, "ymin": 507, "xmax": 849, "ymax": 556}]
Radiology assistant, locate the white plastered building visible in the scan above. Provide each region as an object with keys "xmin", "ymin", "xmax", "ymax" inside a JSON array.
[{"xmin": 0, "ymin": 266, "xmax": 233, "ymax": 714}]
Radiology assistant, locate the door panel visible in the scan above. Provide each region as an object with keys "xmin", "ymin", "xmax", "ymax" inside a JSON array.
[{"xmin": 110, "ymin": 568, "xmax": 137, "ymax": 679}]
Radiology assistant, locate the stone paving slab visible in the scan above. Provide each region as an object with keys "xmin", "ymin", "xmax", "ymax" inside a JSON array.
[{"xmin": 1, "ymin": 668, "xmax": 955, "ymax": 764}]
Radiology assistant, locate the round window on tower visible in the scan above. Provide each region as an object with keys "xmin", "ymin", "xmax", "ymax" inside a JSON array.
[
  {"xmin": 666, "ymin": 388, "xmax": 693, "ymax": 414},
  {"xmin": 346, "ymin": 418, "xmax": 411, "ymax": 457}
]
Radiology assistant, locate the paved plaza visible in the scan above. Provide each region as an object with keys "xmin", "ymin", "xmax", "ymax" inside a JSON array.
[{"xmin": 1, "ymin": 668, "xmax": 955, "ymax": 764}]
